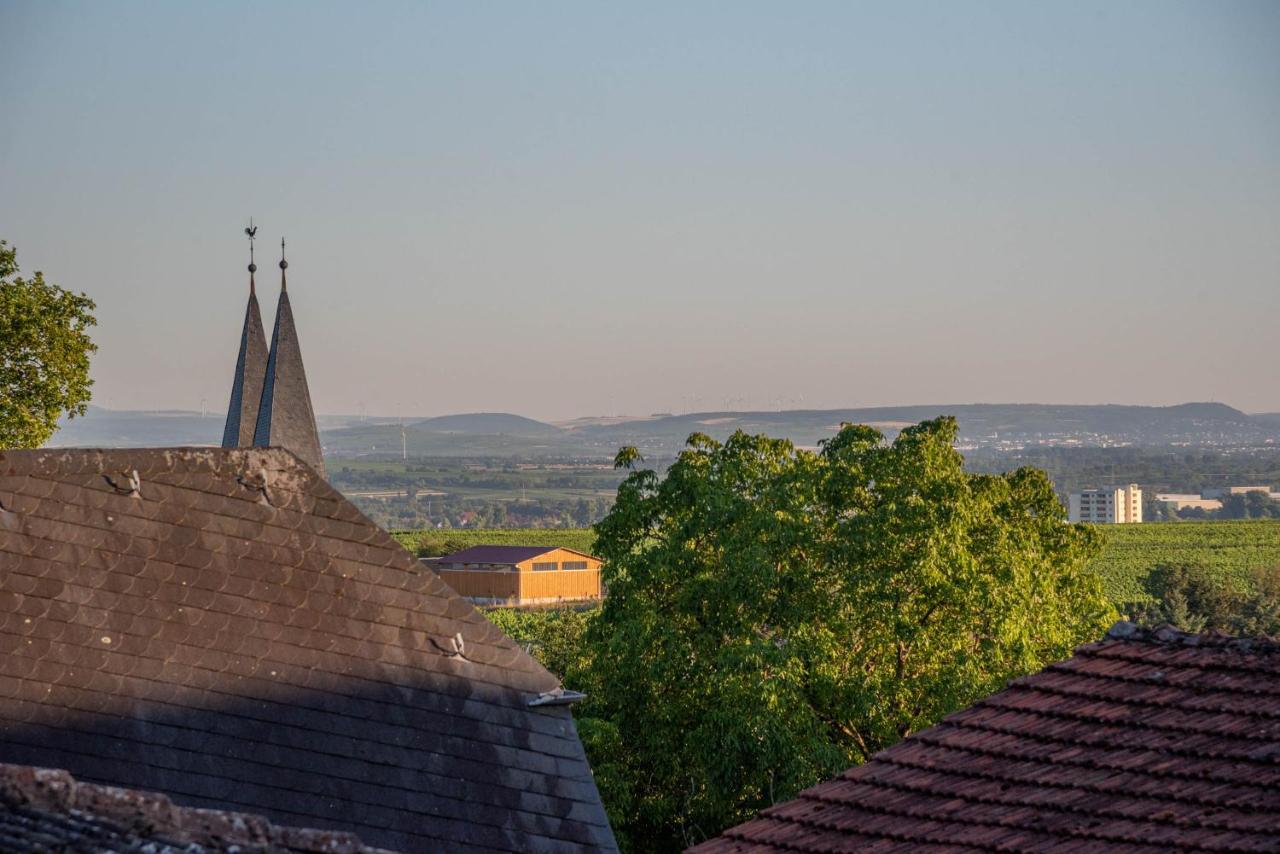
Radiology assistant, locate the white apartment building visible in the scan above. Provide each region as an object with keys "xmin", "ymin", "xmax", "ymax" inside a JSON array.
[{"xmin": 1069, "ymin": 484, "xmax": 1143, "ymax": 524}]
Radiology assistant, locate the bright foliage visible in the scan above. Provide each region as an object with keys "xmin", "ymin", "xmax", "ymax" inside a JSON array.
[
  {"xmin": 0, "ymin": 240, "xmax": 97, "ymax": 449},
  {"xmin": 587, "ymin": 418, "xmax": 1114, "ymax": 849}
]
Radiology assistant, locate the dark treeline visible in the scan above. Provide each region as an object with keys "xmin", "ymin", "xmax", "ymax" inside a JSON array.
[{"xmin": 965, "ymin": 445, "xmax": 1280, "ymax": 498}]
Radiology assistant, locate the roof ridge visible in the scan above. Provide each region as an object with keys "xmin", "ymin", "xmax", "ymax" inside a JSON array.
[
  {"xmin": 1104, "ymin": 620, "xmax": 1280, "ymax": 654},
  {"xmin": 0, "ymin": 447, "xmax": 315, "ymax": 479}
]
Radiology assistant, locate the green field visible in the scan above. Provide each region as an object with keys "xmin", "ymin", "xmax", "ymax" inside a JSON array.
[
  {"xmin": 1090, "ymin": 520, "xmax": 1280, "ymax": 603},
  {"xmin": 390, "ymin": 527, "xmax": 597, "ymax": 554},
  {"xmin": 391, "ymin": 521, "xmax": 1280, "ymax": 605}
]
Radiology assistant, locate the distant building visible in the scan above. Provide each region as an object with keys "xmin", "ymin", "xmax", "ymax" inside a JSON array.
[
  {"xmin": 428, "ymin": 545, "xmax": 604, "ymax": 606},
  {"xmin": 1202, "ymin": 485, "xmax": 1276, "ymax": 500},
  {"xmin": 1156, "ymin": 485, "xmax": 1280, "ymax": 512},
  {"xmin": 1155, "ymin": 493, "xmax": 1223, "ymax": 512},
  {"xmin": 1068, "ymin": 483, "xmax": 1142, "ymax": 523}
]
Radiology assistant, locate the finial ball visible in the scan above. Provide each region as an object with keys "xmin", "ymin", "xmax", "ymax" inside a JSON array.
[
  {"xmin": 248, "ymin": 263, "xmax": 257, "ymax": 273},
  {"xmin": 279, "ymin": 259, "xmax": 289, "ymax": 270}
]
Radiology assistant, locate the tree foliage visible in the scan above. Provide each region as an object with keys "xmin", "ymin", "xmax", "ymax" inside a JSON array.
[
  {"xmin": 0, "ymin": 240, "xmax": 97, "ymax": 448},
  {"xmin": 415, "ymin": 534, "xmax": 470, "ymax": 558},
  {"xmin": 1131, "ymin": 562, "xmax": 1280, "ymax": 636},
  {"xmin": 586, "ymin": 418, "xmax": 1114, "ymax": 849}
]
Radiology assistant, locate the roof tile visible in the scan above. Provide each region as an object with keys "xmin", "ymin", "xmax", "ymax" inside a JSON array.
[{"xmin": 692, "ymin": 624, "xmax": 1280, "ymax": 853}]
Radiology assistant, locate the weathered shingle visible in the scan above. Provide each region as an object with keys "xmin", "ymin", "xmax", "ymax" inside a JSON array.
[
  {"xmin": 0, "ymin": 447, "xmax": 617, "ymax": 853},
  {"xmin": 0, "ymin": 760, "xmax": 389, "ymax": 853},
  {"xmin": 691, "ymin": 623, "xmax": 1280, "ymax": 853}
]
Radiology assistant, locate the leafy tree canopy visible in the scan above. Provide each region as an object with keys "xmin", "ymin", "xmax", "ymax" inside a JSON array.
[
  {"xmin": 415, "ymin": 534, "xmax": 470, "ymax": 558},
  {"xmin": 0, "ymin": 240, "xmax": 97, "ymax": 449},
  {"xmin": 587, "ymin": 417, "xmax": 1114, "ymax": 849},
  {"xmin": 1132, "ymin": 562, "xmax": 1280, "ymax": 636}
]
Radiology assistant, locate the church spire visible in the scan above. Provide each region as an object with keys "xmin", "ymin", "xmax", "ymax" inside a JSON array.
[
  {"xmin": 252, "ymin": 238, "xmax": 325, "ymax": 476},
  {"xmin": 221, "ymin": 220, "xmax": 268, "ymax": 448}
]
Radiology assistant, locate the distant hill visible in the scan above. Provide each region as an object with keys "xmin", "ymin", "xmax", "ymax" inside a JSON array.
[
  {"xmin": 322, "ymin": 422, "xmax": 576, "ymax": 458},
  {"xmin": 411, "ymin": 413, "xmax": 560, "ymax": 437},
  {"xmin": 43, "ymin": 402, "xmax": 1280, "ymax": 457},
  {"xmin": 568, "ymin": 402, "xmax": 1275, "ymax": 452}
]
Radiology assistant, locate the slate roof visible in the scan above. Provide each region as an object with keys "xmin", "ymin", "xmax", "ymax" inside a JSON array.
[
  {"xmin": 0, "ymin": 447, "xmax": 617, "ymax": 853},
  {"xmin": 439, "ymin": 545, "xmax": 568, "ymax": 565},
  {"xmin": 253, "ymin": 270, "xmax": 325, "ymax": 477},
  {"xmin": 0, "ymin": 761, "xmax": 388, "ymax": 852},
  {"xmin": 221, "ymin": 274, "xmax": 268, "ymax": 449},
  {"xmin": 691, "ymin": 622, "xmax": 1280, "ymax": 854}
]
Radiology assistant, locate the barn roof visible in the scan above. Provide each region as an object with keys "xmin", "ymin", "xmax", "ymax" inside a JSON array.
[
  {"xmin": 438, "ymin": 545, "xmax": 591, "ymax": 565},
  {"xmin": 0, "ymin": 447, "xmax": 616, "ymax": 853},
  {"xmin": 0, "ymin": 761, "xmax": 388, "ymax": 853},
  {"xmin": 692, "ymin": 622, "xmax": 1280, "ymax": 853}
]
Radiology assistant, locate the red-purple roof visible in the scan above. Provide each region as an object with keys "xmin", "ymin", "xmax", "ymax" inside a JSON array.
[
  {"xmin": 438, "ymin": 545, "xmax": 591, "ymax": 565},
  {"xmin": 691, "ymin": 622, "xmax": 1280, "ymax": 853}
]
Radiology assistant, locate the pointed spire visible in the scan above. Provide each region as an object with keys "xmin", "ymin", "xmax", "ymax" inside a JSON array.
[
  {"xmin": 253, "ymin": 242, "xmax": 325, "ymax": 476},
  {"xmin": 222, "ymin": 221, "xmax": 268, "ymax": 448}
]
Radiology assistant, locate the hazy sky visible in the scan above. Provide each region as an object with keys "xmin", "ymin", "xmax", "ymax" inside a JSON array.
[{"xmin": 2, "ymin": 1, "xmax": 1277, "ymax": 421}]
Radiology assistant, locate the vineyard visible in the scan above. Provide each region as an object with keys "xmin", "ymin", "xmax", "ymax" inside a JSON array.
[
  {"xmin": 390, "ymin": 521, "xmax": 1280, "ymax": 606},
  {"xmin": 389, "ymin": 527, "xmax": 597, "ymax": 554},
  {"xmin": 1090, "ymin": 520, "xmax": 1280, "ymax": 603}
]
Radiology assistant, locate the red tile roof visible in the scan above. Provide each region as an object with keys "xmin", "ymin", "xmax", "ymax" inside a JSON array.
[
  {"xmin": 691, "ymin": 622, "xmax": 1280, "ymax": 853},
  {"xmin": 0, "ymin": 447, "xmax": 616, "ymax": 853},
  {"xmin": 0, "ymin": 761, "xmax": 388, "ymax": 852}
]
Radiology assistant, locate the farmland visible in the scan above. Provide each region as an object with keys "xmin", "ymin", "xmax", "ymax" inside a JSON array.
[
  {"xmin": 1091, "ymin": 520, "xmax": 1280, "ymax": 603},
  {"xmin": 393, "ymin": 520, "xmax": 1280, "ymax": 607}
]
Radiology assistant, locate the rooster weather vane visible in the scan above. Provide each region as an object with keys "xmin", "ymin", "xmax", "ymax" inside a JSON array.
[{"xmin": 245, "ymin": 218, "xmax": 258, "ymax": 273}]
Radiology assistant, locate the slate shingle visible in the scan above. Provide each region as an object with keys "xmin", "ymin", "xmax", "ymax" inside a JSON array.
[{"xmin": 0, "ymin": 447, "xmax": 617, "ymax": 853}]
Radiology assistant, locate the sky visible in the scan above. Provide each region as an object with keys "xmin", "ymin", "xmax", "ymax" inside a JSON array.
[{"xmin": 1, "ymin": 1, "xmax": 1277, "ymax": 422}]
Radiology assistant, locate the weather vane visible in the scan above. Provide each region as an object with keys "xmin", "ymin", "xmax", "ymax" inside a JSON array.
[{"xmin": 245, "ymin": 218, "xmax": 258, "ymax": 273}]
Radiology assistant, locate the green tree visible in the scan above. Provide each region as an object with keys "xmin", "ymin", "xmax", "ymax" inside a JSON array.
[
  {"xmin": 1132, "ymin": 562, "xmax": 1280, "ymax": 636},
  {"xmin": 586, "ymin": 418, "xmax": 1114, "ymax": 850},
  {"xmin": 0, "ymin": 240, "xmax": 97, "ymax": 448},
  {"xmin": 416, "ymin": 534, "xmax": 469, "ymax": 558}
]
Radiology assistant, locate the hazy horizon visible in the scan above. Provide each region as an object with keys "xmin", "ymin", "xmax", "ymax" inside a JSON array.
[
  {"xmin": 3, "ymin": 2, "xmax": 1277, "ymax": 422},
  {"xmin": 73, "ymin": 398, "xmax": 1279, "ymax": 424}
]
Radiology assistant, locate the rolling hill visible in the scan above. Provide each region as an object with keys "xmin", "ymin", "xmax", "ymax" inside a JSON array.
[{"xmin": 44, "ymin": 402, "xmax": 1280, "ymax": 458}]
